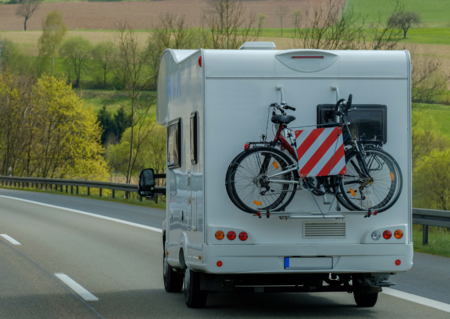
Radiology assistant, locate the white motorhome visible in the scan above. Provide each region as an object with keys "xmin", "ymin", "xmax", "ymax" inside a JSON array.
[{"xmin": 139, "ymin": 42, "xmax": 413, "ymax": 308}]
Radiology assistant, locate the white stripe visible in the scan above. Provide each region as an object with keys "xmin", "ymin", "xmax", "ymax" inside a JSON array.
[
  {"xmin": 383, "ymin": 288, "xmax": 450, "ymax": 313},
  {"xmin": 295, "ymin": 130, "xmax": 310, "ymax": 151},
  {"xmin": 298, "ymin": 128, "xmax": 335, "ymax": 170},
  {"xmin": 0, "ymin": 234, "xmax": 22, "ymax": 245},
  {"xmin": 55, "ymin": 273, "xmax": 99, "ymax": 301},
  {"xmin": 308, "ymin": 137, "xmax": 343, "ymax": 176},
  {"xmin": 0, "ymin": 195, "xmax": 162, "ymax": 233},
  {"xmin": 329, "ymin": 154, "xmax": 346, "ymax": 175}
]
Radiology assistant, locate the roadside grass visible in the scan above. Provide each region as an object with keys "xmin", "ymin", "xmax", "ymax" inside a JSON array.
[
  {"xmin": 413, "ymin": 225, "xmax": 450, "ymax": 258},
  {"xmin": 0, "ymin": 184, "xmax": 166, "ymax": 210},
  {"xmin": 412, "ymin": 103, "xmax": 450, "ymax": 136}
]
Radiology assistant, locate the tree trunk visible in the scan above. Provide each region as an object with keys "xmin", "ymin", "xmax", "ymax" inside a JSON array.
[
  {"xmin": 126, "ymin": 98, "xmax": 135, "ymax": 183},
  {"xmin": 24, "ymin": 17, "xmax": 28, "ymax": 31},
  {"xmin": 403, "ymin": 29, "xmax": 407, "ymax": 39}
]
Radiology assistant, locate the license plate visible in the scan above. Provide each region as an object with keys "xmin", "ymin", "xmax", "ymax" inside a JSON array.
[{"xmin": 284, "ymin": 257, "xmax": 333, "ymax": 270}]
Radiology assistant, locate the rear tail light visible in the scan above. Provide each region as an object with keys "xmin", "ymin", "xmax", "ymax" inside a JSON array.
[
  {"xmin": 371, "ymin": 231, "xmax": 381, "ymax": 241},
  {"xmin": 395, "ymin": 259, "xmax": 401, "ymax": 266},
  {"xmin": 244, "ymin": 143, "xmax": 250, "ymax": 150},
  {"xmin": 227, "ymin": 231, "xmax": 236, "ymax": 240},
  {"xmin": 217, "ymin": 261, "xmax": 223, "ymax": 267},
  {"xmin": 394, "ymin": 229, "xmax": 403, "ymax": 239},
  {"xmin": 383, "ymin": 230, "xmax": 392, "ymax": 240},
  {"xmin": 215, "ymin": 231, "xmax": 224, "ymax": 240},
  {"xmin": 239, "ymin": 232, "xmax": 248, "ymax": 241}
]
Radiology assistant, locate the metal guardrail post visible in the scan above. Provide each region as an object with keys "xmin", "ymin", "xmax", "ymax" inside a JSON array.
[
  {"xmin": 112, "ymin": 190, "xmax": 115, "ymax": 199},
  {"xmin": 99, "ymin": 188, "xmax": 102, "ymax": 197},
  {"xmin": 88, "ymin": 187, "xmax": 90, "ymax": 196},
  {"xmin": 423, "ymin": 225, "xmax": 429, "ymax": 245}
]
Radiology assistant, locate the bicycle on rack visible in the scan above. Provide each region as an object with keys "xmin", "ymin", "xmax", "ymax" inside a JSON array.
[{"xmin": 225, "ymin": 94, "xmax": 403, "ymax": 215}]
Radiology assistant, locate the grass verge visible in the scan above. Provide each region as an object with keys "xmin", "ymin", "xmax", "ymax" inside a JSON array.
[
  {"xmin": 0, "ymin": 184, "xmax": 166, "ymax": 210},
  {"xmin": 412, "ymin": 225, "xmax": 450, "ymax": 258}
]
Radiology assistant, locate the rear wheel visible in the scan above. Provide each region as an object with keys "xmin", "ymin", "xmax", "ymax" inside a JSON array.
[
  {"xmin": 184, "ymin": 268, "xmax": 208, "ymax": 308},
  {"xmin": 225, "ymin": 147, "xmax": 298, "ymax": 213},
  {"xmin": 163, "ymin": 245, "xmax": 183, "ymax": 292},
  {"xmin": 339, "ymin": 148, "xmax": 402, "ymax": 212},
  {"xmin": 354, "ymin": 290, "xmax": 378, "ymax": 307}
]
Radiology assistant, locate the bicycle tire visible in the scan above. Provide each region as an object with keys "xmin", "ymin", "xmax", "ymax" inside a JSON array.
[
  {"xmin": 338, "ymin": 147, "xmax": 403, "ymax": 212},
  {"xmin": 225, "ymin": 147, "xmax": 298, "ymax": 214}
]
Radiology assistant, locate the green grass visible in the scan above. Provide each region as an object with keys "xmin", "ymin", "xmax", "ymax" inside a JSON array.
[
  {"xmin": 413, "ymin": 225, "xmax": 450, "ymax": 258},
  {"xmin": 0, "ymin": 183, "xmax": 166, "ymax": 210},
  {"xmin": 347, "ymin": 0, "xmax": 450, "ymax": 28},
  {"xmin": 413, "ymin": 103, "xmax": 450, "ymax": 136},
  {"xmin": 78, "ymin": 89, "xmax": 157, "ymax": 114}
]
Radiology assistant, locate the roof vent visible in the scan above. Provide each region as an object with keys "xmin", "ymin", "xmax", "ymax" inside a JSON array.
[{"xmin": 239, "ymin": 42, "xmax": 276, "ymax": 50}]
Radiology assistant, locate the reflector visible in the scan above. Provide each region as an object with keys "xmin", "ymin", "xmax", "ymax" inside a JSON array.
[
  {"xmin": 394, "ymin": 229, "xmax": 403, "ymax": 239},
  {"xmin": 395, "ymin": 259, "xmax": 401, "ymax": 266},
  {"xmin": 227, "ymin": 231, "xmax": 236, "ymax": 240},
  {"xmin": 217, "ymin": 261, "xmax": 223, "ymax": 267},
  {"xmin": 198, "ymin": 56, "xmax": 202, "ymax": 67}
]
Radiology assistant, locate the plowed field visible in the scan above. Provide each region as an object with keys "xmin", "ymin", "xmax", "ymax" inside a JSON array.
[{"xmin": 0, "ymin": 0, "xmax": 325, "ymax": 31}]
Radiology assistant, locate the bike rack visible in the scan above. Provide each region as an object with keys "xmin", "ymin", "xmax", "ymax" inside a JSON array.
[{"xmin": 252, "ymin": 210, "xmax": 374, "ymax": 220}]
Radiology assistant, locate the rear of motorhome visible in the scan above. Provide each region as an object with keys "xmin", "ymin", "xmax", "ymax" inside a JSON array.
[{"xmin": 139, "ymin": 42, "xmax": 413, "ymax": 308}]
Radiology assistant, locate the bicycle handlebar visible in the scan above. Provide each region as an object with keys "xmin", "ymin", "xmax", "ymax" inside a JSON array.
[
  {"xmin": 284, "ymin": 105, "xmax": 296, "ymax": 111},
  {"xmin": 334, "ymin": 94, "xmax": 353, "ymax": 115}
]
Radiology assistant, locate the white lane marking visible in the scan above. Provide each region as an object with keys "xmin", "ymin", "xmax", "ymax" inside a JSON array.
[
  {"xmin": 0, "ymin": 195, "xmax": 162, "ymax": 233},
  {"xmin": 55, "ymin": 273, "xmax": 99, "ymax": 301},
  {"xmin": 383, "ymin": 288, "xmax": 450, "ymax": 313},
  {"xmin": 0, "ymin": 234, "xmax": 22, "ymax": 245}
]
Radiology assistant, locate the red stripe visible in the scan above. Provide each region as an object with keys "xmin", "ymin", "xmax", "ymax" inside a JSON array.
[
  {"xmin": 296, "ymin": 129, "xmax": 324, "ymax": 161},
  {"xmin": 300, "ymin": 128, "xmax": 340, "ymax": 176},
  {"xmin": 316, "ymin": 143, "xmax": 345, "ymax": 176},
  {"xmin": 292, "ymin": 56, "xmax": 324, "ymax": 59},
  {"xmin": 295, "ymin": 130, "xmax": 303, "ymax": 139},
  {"xmin": 338, "ymin": 165, "xmax": 346, "ymax": 175}
]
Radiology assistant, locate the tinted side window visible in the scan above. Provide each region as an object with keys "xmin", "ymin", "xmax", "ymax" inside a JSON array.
[
  {"xmin": 190, "ymin": 112, "xmax": 198, "ymax": 165},
  {"xmin": 167, "ymin": 118, "xmax": 181, "ymax": 169}
]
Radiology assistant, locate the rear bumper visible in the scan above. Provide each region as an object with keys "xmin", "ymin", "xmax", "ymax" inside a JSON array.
[{"xmin": 197, "ymin": 243, "xmax": 413, "ymax": 274}]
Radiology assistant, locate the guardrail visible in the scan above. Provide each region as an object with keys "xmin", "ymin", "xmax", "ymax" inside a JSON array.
[
  {"xmin": 412, "ymin": 208, "xmax": 450, "ymax": 245},
  {"xmin": 0, "ymin": 175, "xmax": 166, "ymax": 203},
  {"xmin": 0, "ymin": 176, "xmax": 448, "ymax": 245}
]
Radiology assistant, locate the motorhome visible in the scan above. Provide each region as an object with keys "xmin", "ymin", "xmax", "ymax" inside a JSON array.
[{"xmin": 138, "ymin": 42, "xmax": 413, "ymax": 308}]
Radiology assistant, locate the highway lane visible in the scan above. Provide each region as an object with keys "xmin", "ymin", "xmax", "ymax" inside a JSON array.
[{"xmin": 0, "ymin": 189, "xmax": 449, "ymax": 318}]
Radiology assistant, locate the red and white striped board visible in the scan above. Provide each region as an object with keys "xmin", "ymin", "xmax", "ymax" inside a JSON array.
[{"xmin": 295, "ymin": 127, "xmax": 346, "ymax": 177}]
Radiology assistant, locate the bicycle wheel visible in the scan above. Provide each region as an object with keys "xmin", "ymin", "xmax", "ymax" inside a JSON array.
[
  {"xmin": 339, "ymin": 147, "xmax": 402, "ymax": 212},
  {"xmin": 225, "ymin": 147, "xmax": 298, "ymax": 214}
]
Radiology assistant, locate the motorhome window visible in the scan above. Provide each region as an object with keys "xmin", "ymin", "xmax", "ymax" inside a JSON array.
[
  {"xmin": 190, "ymin": 112, "xmax": 198, "ymax": 165},
  {"xmin": 167, "ymin": 118, "xmax": 181, "ymax": 169},
  {"xmin": 317, "ymin": 104, "xmax": 387, "ymax": 144}
]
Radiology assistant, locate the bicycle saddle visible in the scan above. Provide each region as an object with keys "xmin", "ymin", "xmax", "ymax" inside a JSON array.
[{"xmin": 271, "ymin": 114, "xmax": 296, "ymax": 125}]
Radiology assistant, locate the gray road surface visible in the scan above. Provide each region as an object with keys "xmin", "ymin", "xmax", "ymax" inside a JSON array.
[{"xmin": 0, "ymin": 188, "xmax": 449, "ymax": 318}]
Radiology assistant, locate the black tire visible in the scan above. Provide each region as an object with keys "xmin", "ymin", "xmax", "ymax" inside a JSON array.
[
  {"xmin": 354, "ymin": 290, "xmax": 378, "ymax": 307},
  {"xmin": 225, "ymin": 147, "xmax": 298, "ymax": 214},
  {"xmin": 184, "ymin": 268, "xmax": 208, "ymax": 308},
  {"xmin": 338, "ymin": 147, "xmax": 402, "ymax": 212},
  {"xmin": 163, "ymin": 245, "xmax": 183, "ymax": 293}
]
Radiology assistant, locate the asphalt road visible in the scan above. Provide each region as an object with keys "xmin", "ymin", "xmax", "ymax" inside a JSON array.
[{"xmin": 0, "ymin": 188, "xmax": 449, "ymax": 318}]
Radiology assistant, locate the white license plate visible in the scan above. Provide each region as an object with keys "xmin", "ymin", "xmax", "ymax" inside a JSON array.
[{"xmin": 284, "ymin": 257, "xmax": 333, "ymax": 270}]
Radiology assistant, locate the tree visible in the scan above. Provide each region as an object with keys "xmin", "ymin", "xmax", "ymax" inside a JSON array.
[
  {"xmin": 59, "ymin": 36, "xmax": 93, "ymax": 88},
  {"xmin": 92, "ymin": 41, "xmax": 116, "ymax": 88},
  {"xmin": 388, "ymin": 10, "xmax": 421, "ymax": 38},
  {"xmin": 275, "ymin": 5, "xmax": 289, "ymax": 37},
  {"xmin": 38, "ymin": 10, "xmax": 67, "ymax": 74},
  {"xmin": 113, "ymin": 106, "xmax": 132, "ymax": 140},
  {"xmin": 112, "ymin": 24, "xmax": 155, "ymax": 183},
  {"xmin": 256, "ymin": 13, "xmax": 266, "ymax": 31},
  {"xmin": 202, "ymin": 0, "xmax": 262, "ymax": 49},
  {"xmin": 16, "ymin": 0, "xmax": 40, "ymax": 31},
  {"xmin": 292, "ymin": 10, "xmax": 302, "ymax": 37}
]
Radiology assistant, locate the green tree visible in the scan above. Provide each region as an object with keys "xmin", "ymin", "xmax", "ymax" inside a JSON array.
[
  {"xmin": 38, "ymin": 10, "xmax": 67, "ymax": 74},
  {"xmin": 97, "ymin": 105, "xmax": 117, "ymax": 145},
  {"xmin": 113, "ymin": 106, "xmax": 132, "ymax": 140},
  {"xmin": 387, "ymin": 10, "xmax": 421, "ymax": 38},
  {"xmin": 59, "ymin": 36, "xmax": 92, "ymax": 88},
  {"xmin": 92, "ymin": 41, "xmax": 116, "ymax": 88}
]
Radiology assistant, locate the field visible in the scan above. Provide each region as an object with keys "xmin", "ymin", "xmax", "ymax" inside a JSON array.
[
  {"xmin": 0, "ymin": 0, "xmax": 322, "ymax": 31},
  {"xmin": 347, "ymin": 0, "xmax": 450, "ymax": 28}
]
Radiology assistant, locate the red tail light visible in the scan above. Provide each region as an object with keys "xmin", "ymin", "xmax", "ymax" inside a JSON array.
[
  {"xmin": 244, "ymin": 143, "xmax": 250, "ymax": 150},
  {"xmin": 227, "ymin": 231, "xmax": 236, "ymax": 240},
  {"xmin": 395, "ymin": 259, "xmax": 401, "ymax": 266},
  {"xmin": 217, "ymin": 261, "xmax": 223, "ymax": 267},
  {"xmin": 198, "ymin": 56, "xmax": 202, "ymax": 67},
  {"xmin": 239, "ymin": 232, "xmax": 248, "ymax": 241},
  {"xmin": 383, "ymin": 230, "xmax": 392, "ymax": 240}
]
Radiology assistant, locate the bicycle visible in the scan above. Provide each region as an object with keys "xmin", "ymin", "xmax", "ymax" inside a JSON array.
[{"xmin": 225, "ymin": 94, "xmax": 403, "ymax": 215}]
